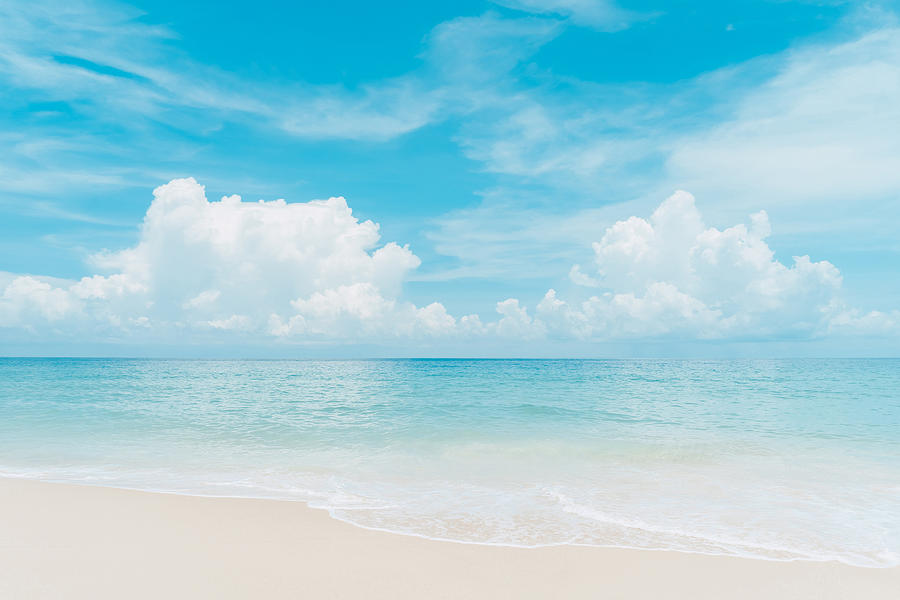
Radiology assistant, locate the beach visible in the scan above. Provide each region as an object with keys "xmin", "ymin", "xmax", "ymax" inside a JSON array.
[
  {"xmin": 3, "ymin": 0, "xmax": 899, "ymax": 595},
  {"xmin": 2, "ymin": 477, "xmax": 898, "ymax": 599}
]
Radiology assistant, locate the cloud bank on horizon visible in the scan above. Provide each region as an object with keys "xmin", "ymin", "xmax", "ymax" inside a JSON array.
[{"xmin": 2, "ymin": 178, "xmax": 895, "ymax": 347}]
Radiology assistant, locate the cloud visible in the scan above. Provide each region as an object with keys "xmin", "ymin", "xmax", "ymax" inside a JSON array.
[
  {"xmin": 0, "ymin": 0, "xmax": 444, "ymax": 143},
  {"xmin": 1, "ymin": 183, "xmax": 897, "ymax": 346},
  {"xmin": 422, "ymin": 189, "xmax": 625, "ymax": 282},
  {"xmin": 492, "ymin": 0, "xmax": 644, "ymax": 31},
  {"xmin": 269, "ymin": 283, "xmax": 457, "ymax": 339},
  {"xmin": 461, "ymin": 20, "xmax": 900, "ymax": 207},
  {"xmin": 667, "ymin": 27, "xmax": 900, "ymax": 208},
  {"xmin": 0, "ymin": 2, "xmax": 567, "ymax": 222},
  {"xmin": 495, "ymin": 297, "xmax": 546, "ymax": 339},
  {"xmin": 503, "ymin": 191, "xmax": 895, "ymax": 340},
  {"xmin": 0, "ymin": 1, "xmax": 566, "ymax": 152},
  {"xmin": 0, "ymin": 178, "xmax": 464, "ymax": 341},
  {"xmin": 568, "ymin": 264, "xmax": 601, "ymax": 287},
  {"xmin": 434, "ymin": 18, "xmax": 900, "ymax": 282},
  {"xmin": 0, "ymin": 275, "xmax": 78, "ymax": 324},
  {"xmin": 828, "ymin": 308, "xmax": 900, "ymax": 336},
  {"xmin": 455, "ymin": 95, "xmax": 661, "ymax": 190},
  {"xmin": 424, "ymin": 12, "xmax": 561, "ymax": 87}
]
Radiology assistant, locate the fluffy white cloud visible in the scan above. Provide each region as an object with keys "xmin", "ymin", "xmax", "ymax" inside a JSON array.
[
  {"xmin": 509, "ymin": 191, "xmax": 896, "ymax": 340},
  {"xmin": 828, "ymin": 308, "xmax": 900, "ymax": 337},
  {"xmin": 268, "ymin": 283, "xmax": 457, "ymax": 339},
  {"xmin": 2, "ymin": 183, "xmax": 896, "ymax": 346},
  {"xmin": 0, "ymin": 178, "xmax": 463, "ymax": 341},
  {"xmin": 587, "ymin": 192, "xmax": 843, "ymax": 326},
  {"xmin": 0, "ymin": 276, "xmax": 78, "ymax": 325}
]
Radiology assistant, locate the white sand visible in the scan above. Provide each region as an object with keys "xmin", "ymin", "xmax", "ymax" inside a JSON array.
[{"xmin": 1, "ymin": 477, "xmax": 897, "ymax": 599}]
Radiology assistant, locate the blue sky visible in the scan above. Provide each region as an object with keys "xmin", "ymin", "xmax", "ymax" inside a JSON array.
[{"xmin": 1, "ymin": 0, "xmax": 899, "ymax": 356}]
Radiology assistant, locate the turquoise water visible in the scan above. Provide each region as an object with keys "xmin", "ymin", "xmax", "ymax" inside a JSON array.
[{"xmin": 1, "ymin": 358, "xmax": 898, "ymax": 566}]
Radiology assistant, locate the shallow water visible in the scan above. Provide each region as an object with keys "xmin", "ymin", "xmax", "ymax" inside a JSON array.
[{"xmin": 1, "ymin": 358, "xmax": 898, "ymax": 566}]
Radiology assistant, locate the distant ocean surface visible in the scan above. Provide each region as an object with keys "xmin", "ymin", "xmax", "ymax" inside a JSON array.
[{"xmin": 1, "ymin": 358, "xmax": 898, "ymax": 567}]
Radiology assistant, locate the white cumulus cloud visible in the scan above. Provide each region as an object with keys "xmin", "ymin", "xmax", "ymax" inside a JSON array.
[
  {"xmin": 1, "ymin": 183, "xmax": 896, "ymax": 348},
  {"xmin": 505, "ymin": 191, "xmax": 896, "ymax": 340},
  {"xmin": 0, "ymin": 178, "xmax": 463, "ymax": 342}
]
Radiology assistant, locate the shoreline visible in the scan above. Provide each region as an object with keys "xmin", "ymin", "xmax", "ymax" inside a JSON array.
[
  {"xmin": 2, "ymin": 477, "xmax": 898, "ymax": 599},
  {"xmin": 2, "ymin": 472, "xmax": 887, "ymax": 567}
]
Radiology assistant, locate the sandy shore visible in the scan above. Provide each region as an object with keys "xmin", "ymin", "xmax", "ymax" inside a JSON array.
[{"xmin": 1, "ymin": 477, "xmax": 897, "ymax": 599}]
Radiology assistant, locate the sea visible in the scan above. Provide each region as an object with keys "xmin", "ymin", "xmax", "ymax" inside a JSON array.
[{"xmin": 1, "ymin": 358, "xmax": 898, "ymax": 567}]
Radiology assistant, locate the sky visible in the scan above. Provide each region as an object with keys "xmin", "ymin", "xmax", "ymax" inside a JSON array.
[{"xmin": 1, "ymin": 0, "xmax": 899, "ymax": 357}]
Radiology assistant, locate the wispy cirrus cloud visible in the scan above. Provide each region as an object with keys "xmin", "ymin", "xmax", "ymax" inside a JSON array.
[
  {"xmin": 666, "ymin": 26, "xmax": 900, "ymax": 208},
  {"xmin": 492, "ymin": 0, "xmax": 648, "ymax": 31},
  {"xmin": 426, "ymin": 12, "xmax": 900, "ymax": 283},
  {"xmin": 0, "ymin": 1, "xmax": 562, "ymax": 223},
  {"xmin": 0, "ymin": 1, "xmax": 442, "ymax": 141}
]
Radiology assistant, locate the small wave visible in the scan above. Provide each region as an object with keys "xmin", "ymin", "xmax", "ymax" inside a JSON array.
[
  {"xmin": 2, "ymin": 466, "xmax": 897, "ymax": 569},
  {"xmin": 544, "ymin": 488, "xmax": 898, "ymax": 568}
]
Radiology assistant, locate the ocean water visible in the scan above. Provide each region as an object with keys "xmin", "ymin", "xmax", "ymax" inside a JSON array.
[{"xmin": 1, "ymin": 358, "xmax": 898, "ymax": 567}]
